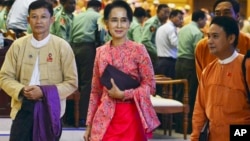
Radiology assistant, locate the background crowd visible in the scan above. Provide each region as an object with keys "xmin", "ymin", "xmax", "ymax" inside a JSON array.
[{"xmin": 0, "ymin": 0, "xmax": 250, "ymax": 141}]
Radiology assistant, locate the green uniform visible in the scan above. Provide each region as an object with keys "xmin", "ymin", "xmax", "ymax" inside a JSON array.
[
  {"xmin": 50, "ymin": 9, "xmax": 74, "ymax": 43},
  {"xmin": 127, "ymin": 17, "xmax": 143, "ymax": 43},
  {"xmin": 53, "ymin": 4, "xmax": 63, "ymax": 16},
  {"xmin": 70, "ymin": 8, "xmax": 105, "ymax": 122},
  {"xmin": 70, "ymin": 8, "xmax": 102, "ymax": 44},
  {"xmin": 140, "ymin": 16, "xmax": 161, "ymax": 69},
  {"xmin": 0, "ymin": 7, "xmax": 8, "ymax": 32}
]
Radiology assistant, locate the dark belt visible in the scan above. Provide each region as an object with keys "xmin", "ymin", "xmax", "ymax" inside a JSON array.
[
  {"xmin": 177, "ymin": 58, "xmax": 194, "ymax": 61},
  {"xmin": 71, "ymin": 42, "xmax": 96, "ymax": 47},
  {"xmin": 158, "ymin": 57, "xmax": 176, "ymax": 61},
  {"xmin": 9, "ymin": 28, "xmax": 25, "ymax": 33}
]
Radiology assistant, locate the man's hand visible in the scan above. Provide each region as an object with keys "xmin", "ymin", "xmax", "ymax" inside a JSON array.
[
  {"xmin": 108, "ymin": 78, "xmax": 125, "ymax": 100},
  {"xmin": 23, "ymin": 85, "xmax": 43, "ymax": 100}
]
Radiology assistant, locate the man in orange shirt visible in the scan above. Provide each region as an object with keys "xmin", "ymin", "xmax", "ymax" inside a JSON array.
[
  {"xmin": 195, "ymin": 0, "xmax": 250, "ymax": 80},
  {"xmin": 191, "ymin": 16, "xmax": 250, "ymax": 141}
]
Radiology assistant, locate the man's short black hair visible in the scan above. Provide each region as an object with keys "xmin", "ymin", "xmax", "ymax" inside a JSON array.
[
  {"xmin": 213, "ymin": 0, "xmax": 240, "ymax": 14},
  {"xmin": 28, "ymin": 0, "xmax": 54, "ymax": 16},
  {"xmin": 156, "ymin": 4, "xmax": 168, "ymax": 14},
  {"xmin": 87, "ymin": 0, "xmax": 102, "ymax": 9},
  {"xmin": 210, "ymin": 16, "xmax": 239, "ymax": 47},
  {"xmin": 192, "ymin": 10, "xmax": 206, "ymax": 22},
  {"xmin": 169, "ymin": 9, "xmax": 184, "ymax": 18},
  {"xmin": 134, "ymin": 7, "xmax": 146, "ymax": 18}
]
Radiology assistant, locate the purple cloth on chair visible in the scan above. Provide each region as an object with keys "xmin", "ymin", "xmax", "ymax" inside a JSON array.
[{"xmin": 33, "ymin": 85, "xmax": 61, "ymax": 141}]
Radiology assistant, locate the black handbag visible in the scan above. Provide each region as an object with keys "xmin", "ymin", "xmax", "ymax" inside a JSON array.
[
  {"xmin": 100, "ymin": 64, "xmax": 140, "ymax": 90},
  {"xmin": 199, "ymin": 120, "xmax": 209, "ymax": 141}
]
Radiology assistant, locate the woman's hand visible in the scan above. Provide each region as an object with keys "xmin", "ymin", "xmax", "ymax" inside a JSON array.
[
  {"xmin": 83, "ymin": 125, "xmax": 91, "ymax": 141},
  {"xmin": 108, "ymin": 78, "xmax": 125, "ymax": 100}
]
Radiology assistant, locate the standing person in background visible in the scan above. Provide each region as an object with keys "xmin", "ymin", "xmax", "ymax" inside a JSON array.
[
  {"xmin": 70, "ymin": 0, "xmax": 104, "ymax": 127},
  {"xmin": 195, "ymin": 0, "xmax": 250, "ymax": 81},
  {"xmin": 191, "ymin": 16, "xmax": 250, "ymax": 141},
  {"xmin": 50, "ymin": 0, "xmax": 76, "ymax": 43},
  {"xmin": 127, "ymin": 7, "xmax": 146, "ymax": 43},
  {"xmin": 200, "ymin": 8, "xmax": 212, "ymax": 35},
  {"xmin": 0, "ymin": 1, "xmax": 78, "ymax": 141},
  {"xmin": 0, "ymin": 0, "xmax": 14, "ymax": 32},
  {"xmin": 6, "ymin": 0, "xmax": 37, "ymax": 37},
  {"xmin": 155, "ymin": 9, "xmax": 184, "ymax": 79},
  {"xmin": 51, "ymin": 0, "xmax": 59, "ymax": 8},
  {"xmin": 83, "ymin": 1, "xmax": 159, "ymax": 140},
  {"xmin": 53, "ymin": 0, "xmax": 63, "ymax": 15},
  {"xmin": 140, "ymin": 4, "xmax": 170, "ymax": 71},
  {"xmin": 154, "ymin": 10, "xmax": 183, "ymax": 131},
  {"xmin": 50, "ymin": 0, "xmax": 75, "ymax": 126},
  {"xmin": 175, "ymin": 9, "xmax": 207, "ymax": 134}
]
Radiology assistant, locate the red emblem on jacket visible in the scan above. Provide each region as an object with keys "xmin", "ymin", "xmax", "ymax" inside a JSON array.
[{"xmin": 47, "ymin": 53, "xmax": 53, "ymax": 62}]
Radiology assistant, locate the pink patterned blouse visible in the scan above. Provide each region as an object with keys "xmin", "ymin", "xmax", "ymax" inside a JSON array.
[{"xmin": 86, "ymin": 40, "xmax": 160, "ymax": 140}]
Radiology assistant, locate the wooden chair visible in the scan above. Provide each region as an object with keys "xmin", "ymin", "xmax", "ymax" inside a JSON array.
[
  {"xmin": 66, "ymin": 90, "xmax": 80, "ymax": 127},
  {"xmin": 155, "ymin": 74, "xmax": 172, "ymax": 81},
  {"xmin": 3, "ymin": 30, "xmax": 16, "ymax": 40},
  {"xmin": 0, "ymin": 36, "xmax": 13, "ymax": 117},
  {"xmin": 151, "ymin": 79, "xmax": 189, "ymax": 139}
]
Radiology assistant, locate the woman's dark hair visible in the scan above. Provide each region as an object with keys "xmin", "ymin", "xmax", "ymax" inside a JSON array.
[
  {"xmin": 210, "ymin": 16, "xmax": 239, "ymax": 47},
  {"xmin": 28, "ymin": 0, "xmax": 53, "ymax": 17},
  {"xmin": 104, "ymin": 0, "xmax": 133, "ymax": 22}
]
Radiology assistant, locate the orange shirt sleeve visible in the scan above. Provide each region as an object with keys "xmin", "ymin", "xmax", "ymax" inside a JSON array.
[{"xmin": 190, "ymin": 72, "xmax": 207, "ymax": 141}]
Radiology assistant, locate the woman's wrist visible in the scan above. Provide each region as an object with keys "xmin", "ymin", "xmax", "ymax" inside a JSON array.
[
  {"xmin": 86, "ymin": 125, "xmax": 92, "ymax": 130},
  {"xmin": 120, "ymin": 91, "xmax": 125, "ymax": 100}
]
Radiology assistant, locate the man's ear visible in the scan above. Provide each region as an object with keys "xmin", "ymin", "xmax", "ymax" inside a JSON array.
[
  {"xmin": 50, "ymin": 16, "xmax": 55, "ymax": 24},
  {"xmin": 228, "ymin": 34, "xmax": 236, "ymax": 45},
  {"xmin": 94, "ymin": 7, "xmax": 101, "ymax": 12}
]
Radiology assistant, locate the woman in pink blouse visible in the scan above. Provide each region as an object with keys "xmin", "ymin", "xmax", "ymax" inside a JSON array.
[{"xmin": 83, "ymin": 1, "xmax": 160, "ymax": 141}]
